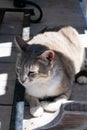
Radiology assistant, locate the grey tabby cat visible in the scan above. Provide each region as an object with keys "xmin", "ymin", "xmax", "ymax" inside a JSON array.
[{"xmin": 15, "ymin": 26, "xmax": 85, "ymax": 117}]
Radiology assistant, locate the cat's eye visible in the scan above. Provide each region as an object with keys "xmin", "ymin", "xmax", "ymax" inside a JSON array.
[
  {"xmin": 16, "ymin": 66, "xmax": 21, "ymax": 73},
  {"xmin": 28, "ymin": 71, "xmax": 36, "ymax": 76}
]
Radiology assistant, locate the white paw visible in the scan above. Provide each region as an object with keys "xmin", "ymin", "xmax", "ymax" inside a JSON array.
[
  {"xmin": 30, "ymin": 106, "xmax": 44, "ymax": 117},
  {"xmin": 77, "ymin": 76, "xmax": 87, "ymax": 84},
  {"xmin": 41, "ymin": 101, "xmax": 61, "ymax": 112}
]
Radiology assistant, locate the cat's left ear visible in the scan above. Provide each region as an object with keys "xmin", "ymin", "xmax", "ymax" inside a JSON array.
[
  {"xmin": 42, "ymin": 50, "xmax": 55, "ymax": 63},
  {"xmin": 14, "ymin": 36, "xmax": 29, "ymax": 52}
]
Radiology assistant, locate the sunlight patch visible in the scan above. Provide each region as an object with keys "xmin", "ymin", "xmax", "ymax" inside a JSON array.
[
  {"xmin": 22, "ymin": 27, "xmax": 30, "ymax": 41},
  {"xmin": 0, "ymin": 42, "xmax": 12, "ymax": 57},
  {"xmin": 0, "ymin": 73, "xmax": 8, "ymax": 95},
  {"xmin": 79, "ymin": 34, "xmax": 87, "ymax": 47}
]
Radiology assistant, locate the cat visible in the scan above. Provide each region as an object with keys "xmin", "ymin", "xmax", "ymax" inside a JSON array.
[{"xmin": 15, "ymin": 26, "xmax": 85, "ymax": 117}]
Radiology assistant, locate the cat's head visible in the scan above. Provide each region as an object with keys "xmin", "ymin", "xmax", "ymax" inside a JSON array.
[{"xmin": 15, "ymin": 36, "xmax": 55, "ymax": 86}]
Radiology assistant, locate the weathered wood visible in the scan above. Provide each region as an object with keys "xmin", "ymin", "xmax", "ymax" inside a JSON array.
[
  {"xmin": 48, "ymin": 102, "xmax": 87, "ymax": 130},
  {"xmin": 0, "ymin": 106, "xmax": 12, "ymax": 130},
  {"xmin": 0, "ymin": 80, "xmax": 16, "ymax": 104},
  {"xmin": 30, "ymin": 0, "xmax": 87, "ymax": 36},
  {"xmin": 83, "ymin": 0, "xmax": 87, "ymax": 17}
]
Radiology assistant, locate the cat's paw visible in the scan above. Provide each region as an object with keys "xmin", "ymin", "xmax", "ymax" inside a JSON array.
[
  {"xmin": 77, "ymin": 76, "xmax": 87, "ymax": 84},
  {"xmin": 30, "ymin": 106, "xmax": 44, "ymax": 117},
  {"xmin": 41, "ymin": 101, "xmax": 61, "ymax": 112}
]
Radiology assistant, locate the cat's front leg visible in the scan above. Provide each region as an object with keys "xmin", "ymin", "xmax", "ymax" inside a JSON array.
[
  {"xmin": 75, "ymin": 59, "xmax": 87, "ymax": 84},
  {"xmin": 41, "ymin": 95, "xmax": 68, "ymax": 112},
  {"xmin": 76, "ymin": 76, "xmax": 87, "ymax": 84},
  {"xmin": 25, "ymin": 93, "xmax": 44, "ymax": 117}
]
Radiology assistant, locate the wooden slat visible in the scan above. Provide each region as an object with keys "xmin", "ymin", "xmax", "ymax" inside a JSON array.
[
  {"xmin": 49, "ymin": 102, "xmax": 87, "ymax": 130},
  {"xmin": 0, "ymin": 63, "xmax": 16, "ymax": 80},
  {"xmin": 0, "ymin": 106, "xmax": 12, "ymax": 130}
]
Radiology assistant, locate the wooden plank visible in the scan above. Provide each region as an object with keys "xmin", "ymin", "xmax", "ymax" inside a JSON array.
[
  {"xmin": 0, "ymin": 1, "xmax": 13, "ymax": 9},
  {"xmin": 0, "ymin": 62, "xmax": 16, "ymax": 96},
  {"xmin": 0, "ymin": 35, "xmax": 19, "ymax": 63},
  {"xmin": 0, "ymin": 22, "xmax": 22, "ymax": 35},
  {"xmin": 0, "ymin": 106, "xmax": 12, "ymax": 130},
  {"xmin": 3, "ymin": 12, "xmax": 23, "ymax": 24},
  {"xmin": 0, "ymin": 63, "xmax": 16, "ymax": 104},
  {"xmin": 0, "ymin": 47, "xmax": 18, "ymax": 63},
  {"xmin": 30, "ymin": 0, "xmax": 86, "ymax": 36},
  {"xmin": 49, "ymin": 102, "xmax": 87, "ymax": 130},
  {"xmin": 0, "ymin": 80, "xmax": 15, "ymax": 104},
  {"xmin": 83, "ymin": 0, "xmax": 87, "ymax": 17},
  {"xmin": 0, "ymin": 63, "xmax": 16, "ymax": 80},
  {"xmin": 0, "ymin": 35, "xmax": 18, "ymax": 47}
]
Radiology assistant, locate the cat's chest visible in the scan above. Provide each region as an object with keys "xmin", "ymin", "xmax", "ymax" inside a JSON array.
[{"xmin": 25, "ymin": 75, "xmax": 61, "ymax": 98}]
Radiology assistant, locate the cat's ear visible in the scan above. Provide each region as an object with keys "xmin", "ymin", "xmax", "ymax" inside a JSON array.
[
  {"xmin": 15, "ymin": 36, "xmax": 29, "ymax": 52},
  {"xmin": 42, "ymin": 50, "xmax": 55, "ymax": 63}
]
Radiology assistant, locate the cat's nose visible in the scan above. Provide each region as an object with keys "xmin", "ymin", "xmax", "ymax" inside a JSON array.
[
  {"xmin": 21, "ymin": 77, "xmax": 27, "ymax": 84},
  {"xmin": 21, "ymin": 79, "xmax": 26, "ymax": 84}
]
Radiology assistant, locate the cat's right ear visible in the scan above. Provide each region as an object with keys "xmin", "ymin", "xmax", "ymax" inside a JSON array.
[{"xmin": 14, "ymin": 36, "xmax": 28, "ymax": 52}]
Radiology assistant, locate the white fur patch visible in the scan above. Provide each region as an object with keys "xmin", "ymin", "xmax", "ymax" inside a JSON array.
[
  {"xmin": 77, "ymin": 76, "xmax": 87, "ymax": 84},
  {"xmin": 30, "ymin": 106, "xmax": 44, "ymax": 117},
  {"xmin": 41, "ymin": 98, "xmax": 67, "ymax": 112},
  {"xmin": 24, "ymin": 68, "xmax": 62, "ymax": 98}
]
